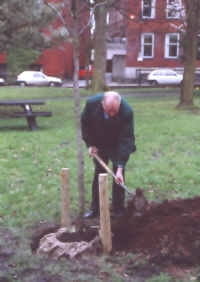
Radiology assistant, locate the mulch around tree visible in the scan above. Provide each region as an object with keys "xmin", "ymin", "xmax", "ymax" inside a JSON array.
[{"xmin": 31, "ymin": 190, "xmax": 200, "ymax": 267}]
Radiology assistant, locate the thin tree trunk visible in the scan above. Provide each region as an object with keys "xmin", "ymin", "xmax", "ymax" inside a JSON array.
[
  {"xmin": 72, "ymin": 0, "xmax": 85, "ymax": 218},
  {"xmin": 92, "ymin": 1, "xmax": 107, "ymax": 92}
]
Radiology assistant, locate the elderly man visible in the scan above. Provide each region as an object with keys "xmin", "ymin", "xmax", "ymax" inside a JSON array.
[{"xmin": 81, "ymin": 91, "xmax": 136, "ymax": 218}]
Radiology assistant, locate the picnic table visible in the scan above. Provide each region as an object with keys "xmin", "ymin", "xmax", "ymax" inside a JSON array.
[{"xmin": 0, "ymin": 99, "xmax": 52, "ymax": 130}]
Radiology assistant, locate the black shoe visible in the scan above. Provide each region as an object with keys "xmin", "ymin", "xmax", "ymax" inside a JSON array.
[{"xmin": 84, "ymin": 210, "xmax": 99, "ymax": 219}]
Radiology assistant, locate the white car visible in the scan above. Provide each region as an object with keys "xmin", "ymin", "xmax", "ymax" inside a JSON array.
[
  {"xmin": 17, "ymin": 71, "xmax": 62, "ymax": 87},
  {"xmin": 0, "ymin": 77, "xmax": 5, "ymax": 86},
  {"xmin": 147, "ymin": 69, "xmax": 183, "ymax": 86}
]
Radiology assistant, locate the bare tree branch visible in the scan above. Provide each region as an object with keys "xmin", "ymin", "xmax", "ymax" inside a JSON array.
[
  {"xmin": 79, "ymin": 0, "xmax": 107, "ymax": 35},
  {"xmin": 45, "ymin": 0, "xmax": 70, "ymax": 36}
]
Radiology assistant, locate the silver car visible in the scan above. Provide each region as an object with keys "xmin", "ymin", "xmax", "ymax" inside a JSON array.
[
  {"xmin": 17, "ymin": 71, "xmax": 62, "ymax": 87},
  {"xmin": 147, "ymin": 69, "xmax": 183, "ymax": 86}
]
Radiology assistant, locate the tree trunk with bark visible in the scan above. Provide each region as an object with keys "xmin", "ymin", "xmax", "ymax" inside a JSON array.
[
  {"xmin": 177, "ymin": 0, "xmax": 200, "ymax": 109},
  {"xmin": 72, "ymin": 0, "xmax": 85, "ymax": 218},
  {"xmin": 92, "ymin": 1, "xmax": 107, "ymax": 92}
]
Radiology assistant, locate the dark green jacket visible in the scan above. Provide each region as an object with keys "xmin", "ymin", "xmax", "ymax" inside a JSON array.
[{"xmin": 81, "ymin": 94, "xmax": 136, "ymax": 167}]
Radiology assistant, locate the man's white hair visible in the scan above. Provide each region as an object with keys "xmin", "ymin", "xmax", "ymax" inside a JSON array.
[{"xmin": 103, "ymin": 91, "xmax": 121, "ymax": 105}]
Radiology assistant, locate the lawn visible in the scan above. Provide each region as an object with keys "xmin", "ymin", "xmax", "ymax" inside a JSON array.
[{"xmin": 0, "ymin": 86, "xmax": 200, "ymax": 281}]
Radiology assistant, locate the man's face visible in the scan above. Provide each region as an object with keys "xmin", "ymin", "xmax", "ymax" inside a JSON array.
[{"xmin": 102, "ymin": 101, "xmax": 119, "ymax": 117}]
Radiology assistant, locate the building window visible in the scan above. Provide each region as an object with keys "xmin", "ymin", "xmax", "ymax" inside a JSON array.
[
  {"xmin": 141, "ymin": 33, "xmax": 154, "ymax": 58},
  {"xmin": 165, "ymin": 33, "xmax": 180, "ymax": 58},
  {"xmin": 166, "ymin": 0, "xmax": 181, "ymax": 19},
  {"xmin": 142, "ymin": 0, "xmax": 156, "ymax": 19}
]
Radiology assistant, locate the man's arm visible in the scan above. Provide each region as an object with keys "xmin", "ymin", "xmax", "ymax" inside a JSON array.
[{"xmin": 115, "ymin": 167, "xmax": 124, "ymax": 184}]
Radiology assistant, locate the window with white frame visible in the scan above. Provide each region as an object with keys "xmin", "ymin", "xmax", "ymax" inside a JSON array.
[
  {"xmin": 141, "ymin": 33, "xmax": 154, "ymax": 58},
  {"xmin": 165, "ymin": 33, "xmax": 180, "ymax": 58},
  {"xmin": 142, "ymin": 0, "xmax": 156, "ymax": 18},
  {"xmin": 166, "ymin": 0, "xmax": 181, "ymax": 19}
]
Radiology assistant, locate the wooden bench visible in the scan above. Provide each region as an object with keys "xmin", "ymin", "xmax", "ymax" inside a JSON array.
[{"xmin": 0, "ymin": 100, "xmax": 52, "ymax": 130}]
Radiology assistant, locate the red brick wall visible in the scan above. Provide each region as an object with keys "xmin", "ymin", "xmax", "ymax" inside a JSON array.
[
  {"xmin": 37, "ymin": 43, "xmax": 73, "ymax": 78},
  {"xmin": 126, "ymin": 0, "xmax": 200, "ymax": 69}
]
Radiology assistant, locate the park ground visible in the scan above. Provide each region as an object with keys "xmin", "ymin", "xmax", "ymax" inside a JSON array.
[{"xmin": 0, "ymin": 86, "xmax": 200, "ymax": 281}]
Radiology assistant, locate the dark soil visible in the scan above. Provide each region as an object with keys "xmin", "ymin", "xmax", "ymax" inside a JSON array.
[
  {"xmin": 2, "ymin": 191, "xmax": 200, "ymax": 281},
  {"xmin": 35, "ymin": 190, "xmax": 200, "ymax": 267},
  {"xmin": 112, "ymin": 194, "xmax": 200, "ymax": 266}
]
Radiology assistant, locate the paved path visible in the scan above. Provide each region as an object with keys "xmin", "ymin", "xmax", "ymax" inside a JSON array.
[{"xmin": 62, "ymin": 77, "xmax": 180, "ymax": 98}]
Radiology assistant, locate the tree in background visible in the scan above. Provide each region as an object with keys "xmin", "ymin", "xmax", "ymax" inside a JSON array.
[
  {"xmin": 6, "ymin": 48, "xmax": 40, "ymax": 82},
  {"xmin": 0, "ymin": 0, "xmax": 60, "ymax": 81},
  {"xmin": 91, "ymin": 0, "xmax": 130, "ymax": 92},
  {"xmin": 177, "ymin": 0, "xmax": 200, "ymax": 109},
  {"xmin": 91, "ymin": 0, "xmax": 108, "ymax": 92}
]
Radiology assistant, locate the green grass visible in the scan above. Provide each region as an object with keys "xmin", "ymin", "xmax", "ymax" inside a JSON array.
[
  {"xmin": 0, "ymin": 87, "xmax": 200, "ymax": 225},
  {"xmin": 0, "ymin": 85, "xmax": 178, "ymax": 100},
  {"xmin": 0, "ymin": 86, "xmax": 200, "ymax": 281},
  {"xmin": 0, "ymin": 85, "xmax": 92, "ymax": 99}
]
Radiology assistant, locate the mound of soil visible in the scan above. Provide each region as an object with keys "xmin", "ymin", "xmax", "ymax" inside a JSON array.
[
  {"xmin": 112, "ymin": 193, "xmax": 200, "ymax": 266},
  {"xmin": 32, "ymin": 191, "xmax": 200, "ymax": 267}
]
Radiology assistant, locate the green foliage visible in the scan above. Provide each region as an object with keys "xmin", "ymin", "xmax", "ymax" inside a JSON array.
[
  {"xmin": 6, "ymin": 47, "xmax": 40, "ymax": 82},
  {"xmin": 0, "ymin": 1, "xmax": 48, "ymax": 82},
  {"xmin": 0, "ymin": 0, "xmax": 67, "ymax": 81},
  {"xmin": 0, "ymin": 0, "xmax": 55, "ymax": 52}
]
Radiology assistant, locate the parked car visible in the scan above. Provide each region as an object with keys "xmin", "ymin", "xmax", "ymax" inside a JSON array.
[
  {"xmin": 147, "ymin": 69, "xmax": 183, "ymax": 86},
  {"xmin": 0, "ymin": 77, "xmax": 5, "ymax": 86},
  {"xmin": 16, "ymin": 71, "xmax": 62, "ymax": 87}
]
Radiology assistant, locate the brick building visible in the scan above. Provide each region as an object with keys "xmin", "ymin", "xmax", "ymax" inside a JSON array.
[
  {"xmin": 126, "ymin": 0, "xmax": 200, "ymax": 80},
  {"xmin": 1, "ymin": 0, "xmax": 200, "ymax": 81},
  {"xmin": 109, "ymin": 0, "xmax": 200, "ymax": 81}
]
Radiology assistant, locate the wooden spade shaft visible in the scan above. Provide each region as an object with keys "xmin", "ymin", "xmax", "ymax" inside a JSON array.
[{"xmin": 93, "ymin": 153, "xmax": 133, "ymax": 195}]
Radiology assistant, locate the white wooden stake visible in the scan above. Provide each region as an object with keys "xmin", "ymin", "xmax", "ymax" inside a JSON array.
[
  {"xmin": 61, "ymin": 168, "xmax": 70, "ymax": 228},
  {"xmin": 99, "ymin": 173, "xmax": 112, "ymax": 254}
]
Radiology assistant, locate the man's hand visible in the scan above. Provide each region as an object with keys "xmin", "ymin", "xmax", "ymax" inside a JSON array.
[
  {"xmin": 88, "ymin": 146, "xmax": 98, "ymax": 157},
  {"xmin": 115, "ymin": 167, "xmax": 124, "ymax": 185}
]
